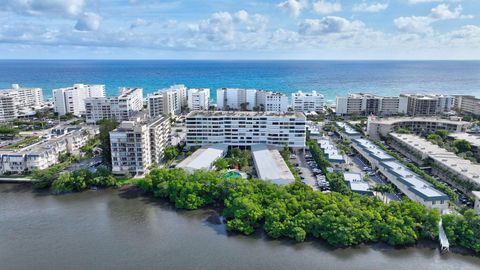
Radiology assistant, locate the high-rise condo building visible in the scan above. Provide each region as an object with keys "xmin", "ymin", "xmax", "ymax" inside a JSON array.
[
  {"xmin": 0, "ymin": 84, "xmax": 43, "ymax": 108},
  {"xmin": 292, "ymin": 91, "xmax": 324, "ymax": 113},
  {"xmin": 185, "ymin": 111, "xmax": 306, "ymax": 148},
  {"xmin": 53, "ymin": 84, "xmax": 106, "ymax": 116},
  {"xmin": 147, "ymin": 85, "xmax": 187, "ymax": 117},
  {"xmin": 110, "ymin": 114, "xmax": 170, "ymax": 176},
  {"xmin": 85, "ymin": 88, "xmax": 143, "ymax": 124},
  {"xmin": 187, "ymin": 88, "xmax": 210, "ymax": 111}
]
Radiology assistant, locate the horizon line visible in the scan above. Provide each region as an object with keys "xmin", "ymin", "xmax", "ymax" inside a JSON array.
[{"xmin": 1, "ymin": 58, "xmax": 480, "ymax": 61}]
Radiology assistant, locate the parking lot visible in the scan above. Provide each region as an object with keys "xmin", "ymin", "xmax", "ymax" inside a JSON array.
[{"xmin": 293, "ymin": 149, "xmax": 330, "ymax": 193}]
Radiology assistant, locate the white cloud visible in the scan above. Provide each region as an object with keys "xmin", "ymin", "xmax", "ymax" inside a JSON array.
[
  {"xmin": 234, "ymin": 10, "xmax": 249, "ymax": 23},
  {"xmin": 299, "ymin": 16, "xmax": 365, "ymax": 35},
  {"xmin": 313, "ymin": 0, "xmax": 342, "ymax": 15},
  {"xmin": 75, "ymin": 12, "xmax": 102, "ymax": 31},
  {"xmin": 431, "ymin": 4, "xmax": 472, "ymax": 20},
  {"xmin": 0, "ymin": 0, "xmax": 85, "ymax": 17},
  {"xmin": 394, "ymin": 4, "xmax": 472, "ymax": 34},
  {"xmin": 277, "ymin": 0, "xmax": 308, "ymax": 18},
  {"xmin": 353, "ymin": 2, "xmax": 388, "ymax": 13},
  {"xmin": 404, "ymin": 0, "xmax": 459, "ymax": 4}
]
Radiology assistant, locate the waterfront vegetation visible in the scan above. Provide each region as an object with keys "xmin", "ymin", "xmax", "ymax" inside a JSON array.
[
  {"xmin": 137, "ymin": 167, "xmax": 450, "ymax": 248},
  {"xmin": 98, "ymin": 119, "xmax": 118, "ymax": 165},
  {"xmin": 51, "ymin": 167, "xmax": 117, "ymax": 194}
]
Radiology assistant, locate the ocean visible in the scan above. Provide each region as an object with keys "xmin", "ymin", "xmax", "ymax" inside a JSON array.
[{"xmin": 0, "ymin": 60, "xmax": 479, "ymax": 103}]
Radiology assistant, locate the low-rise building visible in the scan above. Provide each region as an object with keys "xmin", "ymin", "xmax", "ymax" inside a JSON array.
[
  {"xmin": 85, "ymin": 88, "xmax": 143, "ymax": 124},
  {"xmin": 389, "ymin": 133, "xmax": 480, "ymax": 191},
  {"xmin": 147, "ymin": 85, "xmax": 187, "ymax": 117},
  {"xmin": 366, "ymin": 116, "xmax": 470, "ymax": 140},
  {"xmin": 188, "ymin": 88, "xmax": 210, "ymax": 111},
  {"xmin": 252, "ymin": 144, "xmax": 295, "ymax": 185},
  {"xmin": 336, "ymin": 122, "xmax": 361, "ymax": 138},
  {"xmin": 110, "ymin": 114, "xmax": 170, "ymax": 176},
  {"xmin": 185, "ymin": 111, "xmax": 306, "ymax": 148},
  {"xmin": 0, "ymin": 127, "xmax": 96, "ymax": 174},
  {"xmin": 350, "ymin": 137, "xmax": 449, "ymax": 210},
  {"xmin": 343, "ymin": 172, "xmax": 373, "ymax": 196},
  {"xmin": 317, "ymin": 138, "xmax": 345, "ymax": 164},
  {"xmin": 292, "ymin": 91, "xmax": 324, "ymax": 113},
  {"xmin": 176, "ymin": 144, "xmax": 228, "ymax": 173},
  {"xmin": 53, "ymin": 84, "xmax": 106, "ymax": 116}
]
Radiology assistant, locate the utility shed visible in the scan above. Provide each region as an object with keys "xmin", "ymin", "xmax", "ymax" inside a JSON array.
[
  {"xmin": 252, "ymin": 144, "xmax": 295, "ymax": 185},
  {"xmin": 176, "ymin": 144, "xmax": 228, "ymax": 173}
]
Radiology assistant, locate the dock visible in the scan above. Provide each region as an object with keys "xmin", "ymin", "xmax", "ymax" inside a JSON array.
[
  {"xmin": 439, "ymin": 219, "xmax": 450, "ymax": 253},
  {"xmin": 0, "ymin": 177, "xmax": 34, "ymax": 183}
]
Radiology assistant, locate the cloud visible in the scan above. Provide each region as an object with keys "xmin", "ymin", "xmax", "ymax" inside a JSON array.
[
  {"xmin": 394, "ymin": 4, "xmax": 472, "ymax": 34},
  {"xmin": 277, "ymin": 0, "xmax": 308, "ymax": 18},
  {"xmin": 0, "ymin": 0, "xmax": 85, "ymax": 17},
  {"xmin": 75, "ymin": 12, "xmax": 102, "ymax": 31},
  {"xmin": 313, "ymin": 0, "xmax": 341, "ymax": 15},
  {"xmin": 299, "ymin": 16, "xmax": 365, "ymax": 35},
  {"xmin": 404, "ymin": 0, "xmax": 459, "ymax": 4},
  {"xmin": 234, "ymin": 10, "xmax": 249, "ymax": 23},
  {"xmin": 431, "ymin": 4, "xmax": 472, "ymax": 20},
  {"xmin": 353, "ymin": 2, "xmax": 388, "ymax": 13},
  {"xmin": 130, "ymin": 18, "xmax": 150, "ymax": 29}
]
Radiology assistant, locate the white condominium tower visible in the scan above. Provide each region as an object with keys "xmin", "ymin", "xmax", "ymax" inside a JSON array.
[
  {"xmin": 216, "ymin": 88, "xmax": 257, "ymax": 111},
  {"xmin": 185, "ymin": 111, "xmax": 306, "ymax": 148},
  {"xmin": 85, "ymin": 88, "xmax": 144, "ymax": 124},
  {"xmin": 256, "ymin": 91, "xmax": 289, "ymax": 112},
  {"xmin": 0, "ymin": 84, "xmax": 43, "ymax": 108},
  {"xmin": 216, "ymin": 88, "xmax": 289, "ymax": 112},
  {"xmin": 188, "ymin": 88, "xmax": 210, "ymax": 111},
  {"xmin": 336, "ymin": 93, "xmax": 406, "ymax": 116},
  {"xmin": 147, "ymin": 85, "xmax": 187, "ymax": 117},
  {"xmin": 110, "ymin": 114, "xmax": 171, "ymax": 176},
  {"xmin": 53, "ymin": 84, "xmax": 106, "ymax": 116},
  {"xmin": 292, "ymin": 91, "xmax": 324, "ymax": 113},
  {"xmin": 0, "ymin": 95, "xmax": 16, "ymax": 122}
]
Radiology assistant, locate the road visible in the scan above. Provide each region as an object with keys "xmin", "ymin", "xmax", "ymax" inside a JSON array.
[{"xmin": 294, "ymin": 149, "xmax": 320, "ymax": 191}]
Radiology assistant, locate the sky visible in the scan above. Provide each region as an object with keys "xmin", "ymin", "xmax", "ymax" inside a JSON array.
[{"xmin": 0, "ymin": 0, "xmax": 479, "ymax": 59}]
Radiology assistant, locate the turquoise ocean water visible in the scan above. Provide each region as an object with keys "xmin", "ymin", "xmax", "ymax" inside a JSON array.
[{"xmin": 0, "ymin": 60, "xmax": 479, "ymax": 103}]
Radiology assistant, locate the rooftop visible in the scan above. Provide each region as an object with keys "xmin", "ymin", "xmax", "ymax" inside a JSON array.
[
  {"xmin": 352, "ymin": 138, "xmax": 393, "ymax": 161},
  {"xmin": 336, "ymin": 122, "xmax": 360, "ymax": 136},
  {"xmin": 343, "ymin": 172, "xmax": 372, "ymax": 194},
  {"xmin": 317, "ymin": 138, "xmax": 344, "ymax": 162},
  {"xmin": 186, "ymin": 110, "xmax": 305, "ymax": 118},
  {"xmin": 252, "ymin": 144, "xmax": 295, "ymax": 185},
  {"xmin": 177, "ymin": 144, "xmax": 228, "ymax": 171},
  {"xmin": 390, "ymin": 133, "xmax": 480, "ymax": 187},
  {"xmin": 368, "ymin": 116, "xmax": 470, "ymax": 125},
  {"xmin": 449, "ymin": 133, "xmax": 480, "ymax": 148}
]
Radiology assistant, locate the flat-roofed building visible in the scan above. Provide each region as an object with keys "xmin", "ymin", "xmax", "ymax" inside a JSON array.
[
  {"xmin": 335, "ymin": 93, "xmax": 405, "ymax": 116},
  {"xmin": 252, "ymin": 144, "xmax": 295, "ymax": 185},
  {"xmin": 389, "ymin": 133, "xmax": 480, "ymax": 191},
  {"xmin": 147, "ymin": 85, "xmax": 187, "ymax": 117},
  {"xmin": 216, "ymin": 88, "xmax": 257, "ymax": 111},
  {"xmin": 0, "ymin": 95, "xmax": 17, "ymax": 122},
  {"xmin": 176, "ymin": 144, "xmax": 228, "ymax": 173},
  {"xmin": 454, "ymin": 95, "xmax": 480, "ymax": 116},
  {"xmin": 317, "ymin": 138, "xmax": 344, "ymax": 164},
  {"xmin": 448, "ymin": 133, "xmax": 480, "ymax": 161},
  {"xmin": 188, "ymin": 88, "xmax": 210, "ymax": 111},
  {"xmin": 0, "ymin": 84, "xmax": 43, "ymax": 108},
  {"xmin": 473, "ymin": 191, "xmax": 480, "ymax": 215},
  {"xmin": 0, "ymin": 127, "xmax": 96, "ymax": 174},
  {"xmin": 257, "ymin": 91, "xmax": 289, "ymax": 112},
  {"xmin": 85, "ymin": 88, "xmax": 143, "ymax": 124},
  {"xmin": 292, "ymin": 91, "xmax": 324, "ymax": 113},
  {"xmin": 350, "ymin": 137, "xmax": 449, "ymax": 210},
  {"xmin": 53, "ymin": 84, "xmax": 106, "ymax": 116},
  {"xmin": 336, "ymin": 122, "xmax": 361, "ymax": 138},
  {"xmin": 185, "ymin": 111, "xmax": 306, "ymax": 148},
  {"xmin": 343, "ymin": 172, "xmax": 373, "ymax": 196},
  {"xmin": 366, "ymin": 116, "xmax": 470, "ymax": 140},
  {"xmin": 110, "ymin": 114, "xmax": 170, "ymax": 177}
]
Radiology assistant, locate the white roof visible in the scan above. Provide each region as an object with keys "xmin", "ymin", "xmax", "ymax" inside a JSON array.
[
  {"xmin": 317, "ymin": 138, "xmax": 344, "ymax": 162},
  {"xmin": 343, "ymin": 173, "xmax": 371, "ymax": 193},
  {"xmin": 391, "ymin": 133, "xmax": 480, "ymax": 187},
  {"xmin": 177, "ymin": 144, "xmax": 228, "ymax": 172},
  {"xmin": 252, "ymin": 144, "xmax": 295, "ymax": 185},
  {"xmin": 449, "ymin": 133, "xmax": 480, "ymax": 148}
]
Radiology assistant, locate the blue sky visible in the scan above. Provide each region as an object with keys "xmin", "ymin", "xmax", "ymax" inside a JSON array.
[{"xmin": 0, "ymin": 0, "xmax": 479, "ymax": 59}]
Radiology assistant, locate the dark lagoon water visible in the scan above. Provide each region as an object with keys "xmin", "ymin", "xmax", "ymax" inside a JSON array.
[
  {"xmin": 1, "ymin": 184, "xmax": 479, "ymax": 270},
  {"xmin": 0, "ymin": 60, "xmax": 479, "ymax": 102}
]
